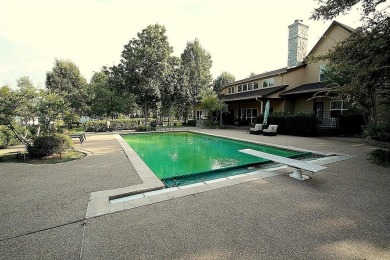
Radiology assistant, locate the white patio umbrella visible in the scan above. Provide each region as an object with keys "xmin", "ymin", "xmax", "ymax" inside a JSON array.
[{"xmin": 263, "ymin": 100, "xmax": 270, "ymax": 126}]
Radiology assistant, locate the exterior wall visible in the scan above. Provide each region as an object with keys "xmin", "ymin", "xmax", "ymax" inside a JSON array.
[
  {"xmin": 283, "ymin": 99, "xmax": 295, "ymax": 113},
  {"xmin": 282, "ymin": 67, "xmax": 305, "ymax": 91},
  {"xmin": 294, "ymin": 95, "xmax": 331, "ymax": 113},
  {"xmin": 304, "ymin": 25, "xmax": 351, "ymax": 83},
  {"xmin": 271, "ymin": 100, "xmax": 284, "ymax": 113}
]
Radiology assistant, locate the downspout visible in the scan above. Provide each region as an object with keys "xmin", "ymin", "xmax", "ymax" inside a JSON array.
[{"xmin": 255, "ymin": 97, "xmax": 263, "ymax": 115}]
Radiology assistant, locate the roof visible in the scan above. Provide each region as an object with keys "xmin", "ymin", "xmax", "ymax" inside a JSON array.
[
  {"xmin": 220, "ymin": 85, "xmax": 288, "ymax": 102},
  {"xmin": 223, "ymin": 68, "xmax": 288, "ymax": 89},
  {"xmin": 280, "ymin": 82, "xmax": 326, "ymax": 96},
  {"xmin": 306, "ymin": 21, "xmax": 354, "ymax": 57}
]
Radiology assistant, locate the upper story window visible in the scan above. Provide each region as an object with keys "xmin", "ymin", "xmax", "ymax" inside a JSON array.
[
  {"xmin": 227, "ymin": 87, "xmax": 235, "ymax": 94},
  {"xmin": 262, "ymin": 78, "xmax": 274, "ymax": 88},
  {"xmin": 319, "ymin": 65, "xmax": 326, "ymax": 82},
  {"xmin": 237, "ymin": 81, "xmax": 259, "ymax": 92}
]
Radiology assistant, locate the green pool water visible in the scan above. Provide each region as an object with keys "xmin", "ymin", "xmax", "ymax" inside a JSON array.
[{"xmin": 121, "ymin": 132, "xmax": 309, "ymax": 184}]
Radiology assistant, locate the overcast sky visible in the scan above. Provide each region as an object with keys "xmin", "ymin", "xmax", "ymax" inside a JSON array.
[{"xmin": 0, "ymin": 0, "xmax": 363, "ymax": 89}]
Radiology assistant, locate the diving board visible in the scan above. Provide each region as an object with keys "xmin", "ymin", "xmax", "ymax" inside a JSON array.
[{"xmin": 239, "ymin": 149, "xmax": 326, "ymax": 181}]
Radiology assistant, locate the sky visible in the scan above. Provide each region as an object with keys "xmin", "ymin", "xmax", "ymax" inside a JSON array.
[{"xmin": 0, "ymin": 0, "xmax": 363, "ymax": 89}]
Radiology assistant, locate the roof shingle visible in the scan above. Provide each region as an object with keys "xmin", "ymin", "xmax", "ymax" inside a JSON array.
[
  {"xmin": 280, "ymin": 82, "xmax": 326, "ymax": 96},
  {"xmin": 220, "ymin": 85, "xmax": 288, "ymax": 101}
]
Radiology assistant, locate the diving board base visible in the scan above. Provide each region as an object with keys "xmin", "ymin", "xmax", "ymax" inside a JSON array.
[{"xmin": 289, "ymin": 169, "xmax": 310, "ymax": 181}]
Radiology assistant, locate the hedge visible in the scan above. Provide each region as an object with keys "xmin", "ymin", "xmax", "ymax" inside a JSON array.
[
  {"xmin": 84, "ymin": 119, "xmax": 139, "ymax": 132},
  {"xmin": 256, "ymin": 113, "xmax": 317, "ymax": 136},
  {"xmin": 338, "ymin": 113, "xmax": 365, "ymax": 136}
]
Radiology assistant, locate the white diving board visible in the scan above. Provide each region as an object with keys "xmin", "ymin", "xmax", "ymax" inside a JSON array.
[{"xmin": 239, "ymin": 149, "xmax": 326, "ymax": 181}]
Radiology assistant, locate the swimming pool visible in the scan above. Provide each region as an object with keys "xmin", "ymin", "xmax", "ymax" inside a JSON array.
[{"xmin": 121, "ymin": 132, "xmax": 310, "ymax": 186}]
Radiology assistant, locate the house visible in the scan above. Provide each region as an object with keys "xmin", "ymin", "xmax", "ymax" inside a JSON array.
[{"xmin": 206, "ymin": 20, "xmax": 354, "ymax": 126}]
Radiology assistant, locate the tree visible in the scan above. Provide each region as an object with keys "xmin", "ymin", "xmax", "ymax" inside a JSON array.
[
  {"xmin": 159, "ymin": 56, "xmax": 181, "ymax": 124},
  {"xmin": 46, "ymin": 59, "xmax": 88, "ymax": 117},
  {"xmin": 311, "ymin": 0, "xmax": 387, "ymax": 20},
  {"xmin": 16, "ymin": 76, "xmax": 39, "ymax": 126},
  {"xmin": 88, "ymin": 67, "xmax": 136, "ymax": 118},
  {"xmin": 0, "ymin": 83, "xmax": 37, "ymax": 148},
  {"xmin": 37, "ymin": 91, "xmax": 69, "ymax": 134},
  {"xmin": 200, "ymin": 88, "xmax": 226, "ymax": 126},
  {"xmin": 310, "ymin": 0, "xmax": 390, "ymax": 127},
  {"xmin": 0, "ymin": 77, "xmax": 74, "ymax": 149},
  {"xmin": 120, "ymin": 24, "xmax": 173, "ymax": 124},
  {"xmin": 181, "ymin": 39, "xmax": 213, "ymax": 120},
  {"xmin": 213, "ymin": 71, "xmax": 235, "ymax": 94},
  {"xmin": 248, "ymin": 72, "xmax": 256, "ymax": 78}
]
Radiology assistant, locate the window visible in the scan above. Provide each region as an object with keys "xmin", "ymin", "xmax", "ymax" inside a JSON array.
[
  {"xmin": 262, "ymin": 78, "xmax": 274, "ymax": 88},
  {"xmin": 248, "ymin": 82, "xmax": 253, "ymax": 90},
  {"xmin": 196, "ymin": 110, "xmax": 203, "ymax": 120},
  {"xmin": 319, "ymin": 65, "xmax": 326, "ymax": 82},
  {"xmin": 330, "ymin": 100, "xmax": 347, "ymax": 117},
  {"xmin": 242, "ymin": 83, "xmax": 248, "ymax": 91},
  {"xmin": 238, "ymin": 85, "xmax": 242, "ymax": 92},
  {"xmin": 236, "ymin": 108, "xmax": 258, "ymax": 124},
  {"xmin": 227, "ymin": 87, "xmax": 235, "ymax": 94},
  {"xmin": 253, "ymin": 82, "xmax": 259, "ymax": 89}
]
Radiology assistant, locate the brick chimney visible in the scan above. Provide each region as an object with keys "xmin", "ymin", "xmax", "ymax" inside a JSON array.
[{"xmin": 287, "ymin": 19, "xmax": 308, "ymax": 68}]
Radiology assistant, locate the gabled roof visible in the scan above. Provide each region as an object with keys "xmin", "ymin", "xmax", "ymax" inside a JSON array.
[
  {"xmin": 306, "ymin": 21, "xmax": 354, "ymax": 58},
  {"xmin": 220, "ymin": 85, "xmax": 288, "ymax": 101},
  {"xmin": 280, "ymin": 82, "xmax": 326, "ymax": 96},
  {"xmin": 223, "ymin": 68, "xmax": 288, "ymax": 89}
]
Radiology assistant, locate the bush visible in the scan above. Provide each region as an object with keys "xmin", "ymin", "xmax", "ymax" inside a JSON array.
[
  {"xmin": 364, "ymin": 123, "xmax": 390, "ymax": 142},
  {"xmin": 28, "ymin": 134, "xmax": 73, "ymax": 159},
  {"xmin": 338, "ymin": 113, "xmax": 365, "ymax": 136},
  {"xmin": 135, "ymin": 125, "xmax": 148, "ymax": 132},
  {"xmin": 182, "ymin": 120, "xmax": 196, "ymax": 126},
  {"xmin": 0, "ymin": 126, "xmax": 19, "ymax": 148},
  {"xmin": 257, "ymin": 112, "xmax": 317, "ymax": 136},
  {"xmin": 369, "ymin": 149, "xmax": 390, "ymax": 167},
  {"xmin": 84, "ymin": 119, "xmax": 138, "ymax": 132}
]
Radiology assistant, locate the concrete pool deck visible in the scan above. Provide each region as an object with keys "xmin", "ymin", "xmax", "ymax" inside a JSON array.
[{"xmin": 1, "ymin": 128, "xmax": 389, "ymax": 259}]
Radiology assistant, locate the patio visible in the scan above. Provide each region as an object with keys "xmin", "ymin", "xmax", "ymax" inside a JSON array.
[{"xmin": 0, "ymin": 128, "xmax": 389, "ymax": 259}]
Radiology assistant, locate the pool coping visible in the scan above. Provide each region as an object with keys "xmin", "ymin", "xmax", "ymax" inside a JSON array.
[{"xmin": 85, "ymin": 131, "xmax": 354, "ymax": 219}]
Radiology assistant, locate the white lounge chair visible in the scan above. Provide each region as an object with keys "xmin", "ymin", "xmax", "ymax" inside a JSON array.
[
  {"xmin": 249, "ymin": 124, "xmax": 263, "ymax": 135},
  {"xmin": 263, "ymin": 125, "xmax": 278, "ymax": 136}
]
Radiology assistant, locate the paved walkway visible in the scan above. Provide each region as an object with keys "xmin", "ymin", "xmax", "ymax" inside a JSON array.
[{"xmin": 1, "ymin": 129, "xmax": 389, "ymax": 259}]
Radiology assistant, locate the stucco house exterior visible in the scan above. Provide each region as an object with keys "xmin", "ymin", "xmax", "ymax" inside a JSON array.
[{"xmin": 202, "ymin": 20, "xmax": 354, "ymax": 126}]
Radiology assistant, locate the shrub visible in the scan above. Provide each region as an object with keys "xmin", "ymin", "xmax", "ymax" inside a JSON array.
[
  {"xmin": 28, "ymin": 134, "xmax": 73, "ymax": 159},
  {"xmin": 257, "ymin": 112, "xmax": 317, "ymax": 136},
  {"xmin": 84, "ymin": 119, "xmax": 138, "ymax": 132},
  {"xmin": 364, "ymin": 123, "xmax": 390, "ymax": 142},
  {"xmin": 135, "ymin": 125, "xmax": 148, "ymax": 132},
  {"xmin": 182, "ymin": 120, "xmax": 196, "ymax": 126},
  {"xmin": 338, "ymin": 113, "xmax": 365, "ymax": 136},
  {"xmin": 0, "ymin": 125, "xmax": 19, "ymax": 148},
  {"xmin": 369, "ymin": 149, "xmax": 390, "ymax": 167}
]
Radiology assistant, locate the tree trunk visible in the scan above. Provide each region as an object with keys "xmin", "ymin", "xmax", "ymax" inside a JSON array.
[
  {"xmin": 5, "ymin": 119, "xmax": 32, "ymax": 149},
  {"xmin": 144, "ymin": 104, "xmax": 148, "ymax": 125}
]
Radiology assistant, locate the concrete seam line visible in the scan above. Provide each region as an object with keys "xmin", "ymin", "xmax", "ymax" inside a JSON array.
[
  {"xmin": 79, "ymin": 220, "xmax": 87, "ymax": 260},
  {"xmin": 0, "ymin": 219, "xmax": 85, "ymax": 242}
]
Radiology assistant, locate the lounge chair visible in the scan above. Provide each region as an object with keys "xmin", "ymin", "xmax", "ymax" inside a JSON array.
[
  {"xmin": 263, "ymin": 125, "xmax": 278, "ymax": 136},
  {"xmin": 249, "ymin": 124, "xmax": 263, "ymax": 135}
]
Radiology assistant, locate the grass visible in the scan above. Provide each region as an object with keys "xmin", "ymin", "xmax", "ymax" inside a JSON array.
[
  {"xmin": 0, "ymin": 149, "xmax": 86, "ymax": 164},
  {"xmin": 369, "ymin": 149, "xmax": 390, "ymax": 167}
]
